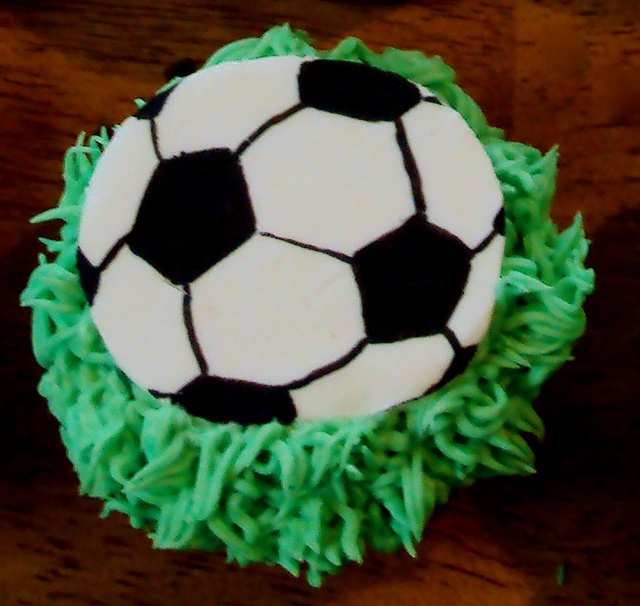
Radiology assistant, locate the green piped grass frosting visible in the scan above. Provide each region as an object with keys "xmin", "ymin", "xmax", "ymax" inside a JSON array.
[{"xmin": 21, "ymin": 25, "xmax": 594, "ymax": 586}]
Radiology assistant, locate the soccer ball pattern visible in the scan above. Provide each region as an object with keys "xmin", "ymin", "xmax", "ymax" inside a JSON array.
[{"xmin": 77, "ymin": 56, "xmax": 505, "ymax": 425}]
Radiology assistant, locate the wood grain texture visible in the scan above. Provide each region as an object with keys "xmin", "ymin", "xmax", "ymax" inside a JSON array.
[{"xmin": 1, "ymin": 1, "xmax": 639, "ymax": 605}]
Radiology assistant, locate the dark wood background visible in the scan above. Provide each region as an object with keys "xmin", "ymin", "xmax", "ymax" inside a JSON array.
[{"xmin": 1, "ymin": 1, "xmax": 639, "ymax": 605}]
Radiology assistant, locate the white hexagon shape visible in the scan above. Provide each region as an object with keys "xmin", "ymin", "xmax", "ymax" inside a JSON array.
[
  {"xmin": 155, "ymin": 56, "xmax": 305, "ymax": 159},
  {"xmin": 448, "ymin": 235, "xmax": 505, "ymax": 348},
  {"xmin": 78, "ymin": 117, "xmax": 158, "ymax": 266},
  {"xmin": 291, "ymin": 335, "xmax": 454, "ymax": 420},
  {"xmin": 190, "ymin": 233, "xmax": 365, "ymax": 386},
  {"xmin": 91, "ymin": 245, "xmax": 200, "ymax": 393},
  {"xmin": 241, "ymin": 107, "xmax": 416, "ymax": 257},
  {"xmin": 402, "ymin": 101, "xmax": 503, "ymax": 250}
]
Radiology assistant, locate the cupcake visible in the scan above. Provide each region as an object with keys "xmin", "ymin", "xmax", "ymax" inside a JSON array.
[{"xmin": 21, "ymin": 25, "xmax": 594, "ymax": 585}]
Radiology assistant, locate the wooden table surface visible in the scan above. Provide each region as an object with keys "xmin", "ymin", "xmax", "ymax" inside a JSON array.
[{"xmin": 1, "ymin": 1, "xmax": 639, "ymax": 605}]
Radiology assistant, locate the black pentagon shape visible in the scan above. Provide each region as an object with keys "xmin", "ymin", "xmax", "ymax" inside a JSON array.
[
  {"xmin": 135, "ymin": 86, "xmax": 176, "ymax": 120},
  {"xmin": 174, "ymin": 375, "xmax": 296, "ymax": 425},
  {"xmin": 76, "ymin": 248, "xmax": 100, "ymax": 305},
  {"xmin": 353, "ymin": 214, "xmax": 472, "ymax": 343},
  {"xmin": 298, "ymin": 59, "xmax": 422, "ymax": 122},
  {"xmin": 127, "ymin": 148, "xmax": 255, "ymax": 285}
]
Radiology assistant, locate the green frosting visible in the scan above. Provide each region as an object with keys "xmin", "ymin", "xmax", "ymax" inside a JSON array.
[{"xmin": 21, "ymin": 25, "xmax": 594, "ymax": 586}]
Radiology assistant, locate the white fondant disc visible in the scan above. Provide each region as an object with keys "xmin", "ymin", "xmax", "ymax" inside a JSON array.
[{"xmin": 78, "ymin": 56, "xmax": 505, "ymax": 421}]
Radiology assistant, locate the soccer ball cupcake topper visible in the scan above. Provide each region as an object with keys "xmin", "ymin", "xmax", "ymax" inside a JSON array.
[{"xmin": 76, "ymin": 56, "xmax": 505, "ymax": 425}]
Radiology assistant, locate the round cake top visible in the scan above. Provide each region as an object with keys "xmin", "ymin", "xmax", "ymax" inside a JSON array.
[
  {"xmin": 21, "ymin": 25, "xmax": 594, "ymax": 586},
  {"xmin": 76, "ymin": 55, "xmax": 504, "ymax": 424}
]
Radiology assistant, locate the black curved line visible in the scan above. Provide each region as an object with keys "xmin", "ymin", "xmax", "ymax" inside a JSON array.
[
  {"xmin": 98, "ymin": 235, "xmax": 128, "ymax": 273},
  {"xmin": 423, "ymin": 95, "xmax": 443, "ymax": 105},
  {"xmin": 153, "ymin": 335, "xmax": 369, "ymax": 400},
  {"xmin": 395, "ymin": 118, "xmax": 426, "ymax": 215},
  {"xmin": 493, "ymin": 207, "xmax": 506, "ymax": 235},
  {"xmin": 285, "ymin": 337, "xmax": 369, "ymax": 391},
  {"xmin": 149, "ymin": 389, "xmax": 173, "ymax": 399},
  {"xmin": 259, "ymin": 231, "xmax": 352, "ymax": 264},
  {"xmin": 472, "ymin": 229, "xmax": 497, "ymax": 256},
  {"xmin": 441, "ymin": 326, "xmax": 462, "ymax": 354},
  {"xmin": 473, "ymin": 208, "xmax": 506, "ymax": 255},
  {"xmin": 150, "ymin": 119, "xmax": 163, "ymax": 161},
  {"xmin": 150, "ymin": 118, "xmax": 163, "ymax": 161},
  {"xmin": 236, "ymin": 103, "xmax": 305, "ymax": 157},
  {"xmin": 182, "ymin": 284, "xmax": 208, "ymax": 374}
]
